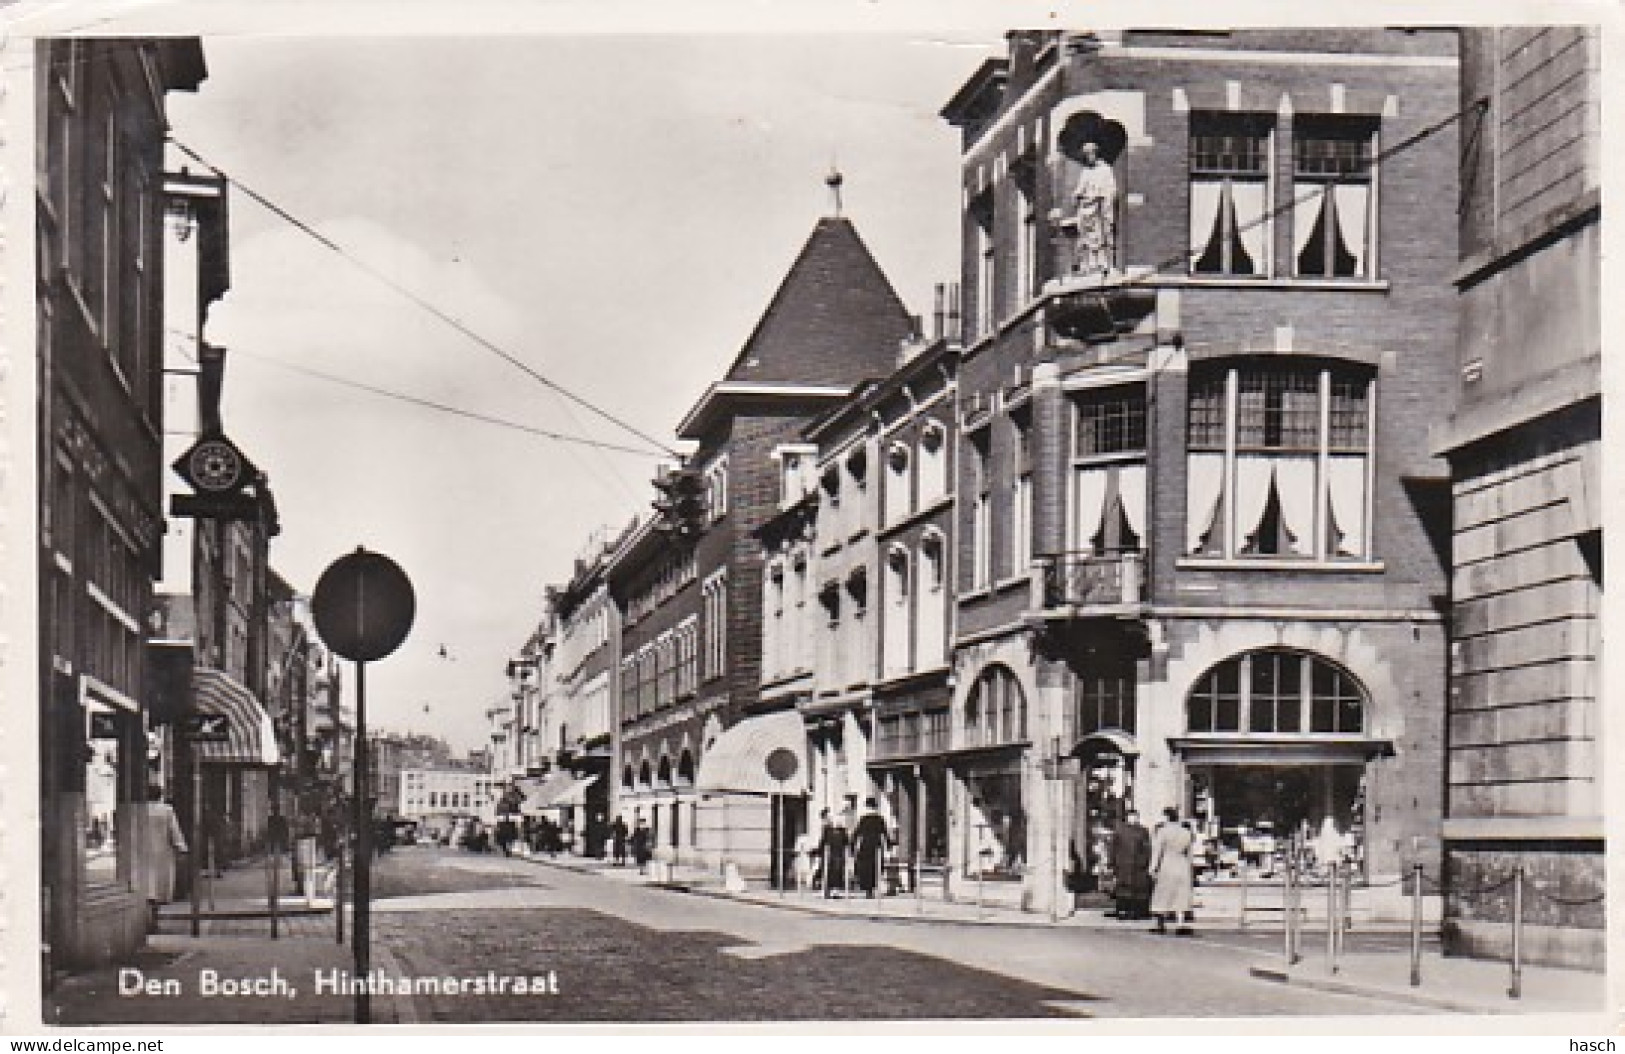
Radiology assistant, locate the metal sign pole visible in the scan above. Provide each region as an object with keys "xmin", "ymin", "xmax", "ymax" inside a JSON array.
[
  {"xmin": 190, "ymin": 746, "xmax": 202, "ymax": 938},
  {"xmin": 353, "ymin": 658, "xmax": 371, "ymax": 1024}
]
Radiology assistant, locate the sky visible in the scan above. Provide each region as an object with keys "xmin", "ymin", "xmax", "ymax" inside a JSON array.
[{"xmin": 143, "ymin": 27, "xmax": 985, "ymax": 752}]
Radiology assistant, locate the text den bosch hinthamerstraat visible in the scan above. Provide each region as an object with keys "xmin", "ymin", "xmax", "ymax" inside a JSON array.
[{"xmin": 118, "ymin": 967, "xmax": 562, "ymax": 1000}]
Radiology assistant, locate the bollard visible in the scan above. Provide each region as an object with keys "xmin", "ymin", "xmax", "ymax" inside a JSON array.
[
  {"xmin": 1334, "ymin": 862, "xmax": 1348, "ymax": 961},
  {"xmin": 1326, "ymin": 865, "xmax": 1339, "ymax": 975},
  {"xmin": 1282, "ymin": 860, "xmax": 1294, "ymax": 965},
  {"xmin": 1409, "ymin": 862, "xmax": 1423, "ymax": 987},
  {"xmin": 1239, "ymin": 864, "xmax": 1249, "ymax": 930},
  {"xmin": 1509, "ymin": 866, "xmax": 1524, "ymax": 999}
]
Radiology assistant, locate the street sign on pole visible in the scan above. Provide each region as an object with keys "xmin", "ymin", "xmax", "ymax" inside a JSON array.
[
  {"xmin": 310, "ymin": 547, "xmax": 416, "ymax": 1025},
  {"xmin": 763, "ymin": 749, "xmax": 800, "ymax": 895},
  {"xmin": 311, "ymin": 549, "xmax": 416, "ymax": 663}
]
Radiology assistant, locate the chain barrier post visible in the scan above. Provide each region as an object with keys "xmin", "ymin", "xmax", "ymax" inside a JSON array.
[
  {"xmin": 1409, "ymin": 862, "xmax": 1423, "ymax": 987},
  {"xmin": 1281, "ymin": 859, "xmax": 1292, "ymax": 964},
  {"xmin": 1509, "ymin": 865, "xmax": 1524, "ymax": 999},
  {"xmin": 1336, "ymin": 860, "xmax": 1350, "ymax": 960},
  {"xmin": 1326, "ymin": 864, "xmax": 1338, "ymax": 974}
]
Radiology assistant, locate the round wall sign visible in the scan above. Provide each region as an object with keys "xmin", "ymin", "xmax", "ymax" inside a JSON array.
[{"xmin": 188, "ymin": 439, "xmax": 245, "ymax": 492}]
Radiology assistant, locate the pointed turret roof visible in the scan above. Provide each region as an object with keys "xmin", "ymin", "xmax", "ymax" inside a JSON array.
[
  {"xmin": 676, "ymin": 216, "xmax": 915, "ymax": 441},
  {"xmin": 721, "ymin": 216, "xmax": 914, "ymax": 387}
]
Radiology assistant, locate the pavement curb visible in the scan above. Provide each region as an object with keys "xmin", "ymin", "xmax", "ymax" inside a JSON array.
[{"xmin": 1247, "ymin": 963, "xmax": 1517, "ymax": 1015}]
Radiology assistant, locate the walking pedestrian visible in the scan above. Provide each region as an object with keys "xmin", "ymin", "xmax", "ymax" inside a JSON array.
[
  {"xmin": 815, "ymin": 808, "xmax": 849, "ymax": 898},
  {"xmin": 136, "ymin": 786, "xmax": 188, "ymax": 931},
  {"xmin": 1109, "ymin": 809, "xmax": 1153, "ymax": 920},
  {"xmin": 630, "ymin": 816, "xmax": 652, "ymax": 872},
  {"xmin": 610, "ymin": 815, "xmax": 629, "ymax": 866},
  {"xmin": 1149, "ymin": 807, "xmax": 1196, "ymax": 936},
  {"xmin": 851, "ymin": 798, "xmax": 890, "ymax": 899}
]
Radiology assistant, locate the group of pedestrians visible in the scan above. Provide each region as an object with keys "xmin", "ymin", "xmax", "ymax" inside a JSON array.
[
  {"xmin": 1109, "ymin": 806, "xmax": 1196, "ymax": 936},
  {"xmin": 803, "ymin": 798, "xmax": 893, "ymax": 899},
  {"xmin": 608, "ymin": 814, "xmax": 653, "ymax": 870}
]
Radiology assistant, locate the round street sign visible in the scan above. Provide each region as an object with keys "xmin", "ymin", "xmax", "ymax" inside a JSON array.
[
  {"xmin": 311, "ymin": 548, "xmax": 416, "ymax": 662},
  {"xmin": 764, "ymin": 747, "xmax": 800, "ymax": 784}
]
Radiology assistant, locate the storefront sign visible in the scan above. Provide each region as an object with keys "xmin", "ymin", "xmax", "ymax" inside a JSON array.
[{"xmin": 182, "ymin": 713, "xmax": 230, "ymax": 741}]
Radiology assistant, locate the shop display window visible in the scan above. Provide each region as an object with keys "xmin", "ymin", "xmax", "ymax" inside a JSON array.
[
  {"xmin": 83, "ymin": 703, "xmax": 123, "ymax": 885},
  {"xmin": 963, "ymin": 771, "xmax": 1025, "ymax": 878}
]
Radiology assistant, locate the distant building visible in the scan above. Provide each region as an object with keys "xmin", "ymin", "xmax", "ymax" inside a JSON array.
[
  {"xmin": 397, "ymin": 767, "xmax": 502, "ymax": 831},
  {"xmin": 1434, "ymin": 26, "xmax": 1602, "ymax": 968}
]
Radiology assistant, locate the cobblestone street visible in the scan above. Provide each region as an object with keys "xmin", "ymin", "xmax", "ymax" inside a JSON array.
[
  {"xmin": 364, "ymin": 848, "xmax": 1414, "ymax": 1022},
  {"xmin": 51, "ymin": 846, "xmax": 1446, "ymax": 1026}
]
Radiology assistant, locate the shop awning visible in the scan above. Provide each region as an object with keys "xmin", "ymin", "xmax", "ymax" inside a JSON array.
[
  {"xmin": 517, "ymin": 773, "xmax": 600, "ymax": 815},
  {"xmin": 1168, "ymin": 735, "xmax": 1393, "ymax": 766},
  {"xmin": 695, "ymin": 709, "xmax": 809, "ymax": 795},
  {"xmin": 191, "ymin": 669, "xmax": 279, "ymax": 767}
]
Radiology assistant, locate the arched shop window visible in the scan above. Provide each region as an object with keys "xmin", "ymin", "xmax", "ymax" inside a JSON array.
[
  {"xmin": 1186, "ymin": 649, "xmax": 1365, "ymax": 734},
  {"xmin": 964, "ymin": 663, "xmax": 1027, "ymax": 748}
]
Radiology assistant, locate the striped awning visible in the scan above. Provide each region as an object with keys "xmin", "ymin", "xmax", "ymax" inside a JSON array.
[
  {"xmin": 695, "ymin": 709, "xmax": 808, "ymax": 795},
  {"xmin": 191, "ymin": 668, "xmax": 279, "ymax": 767}
]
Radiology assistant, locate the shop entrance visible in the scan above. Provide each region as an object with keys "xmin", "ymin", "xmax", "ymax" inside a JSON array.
[
  {"xmin": 1070, "ymin": 743, "xmax": 1135, "ymax": 896},
  {"xmin": 1187, "ymin": 762, "xmax": 1366, "ymax": 878}
]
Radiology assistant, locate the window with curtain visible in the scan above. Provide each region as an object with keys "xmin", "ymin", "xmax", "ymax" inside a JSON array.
[
  {"xmin": 972, "ymin": 191, "xmax": 997, "ymax": 336},
  {"xmin": 1072, "ymin": 385, "xmax": 1147, "ymax": 554},
  {"xmin": 1189, "ymin": 112, "xmax": 1273, "ymax": 277},
  {"xmin": 1186, "ymin": 650, "xmax": 1365, "ymax": 735},
  {"xmin": 1013, "ymin": 153, "xmax": 1039, "ymax": 304},
  {"xmin": 1293, "ymin": 116, "xmax": 1377, "ymax": 279},
  {"xmin": 1186, "ymin": 359, "xmax": 1372, "ymax": 562},
  {"xmin": 967, "ymin": 429, "xmax": 993, "ymax": 589},
  {"xmin": 1010, "ymin": 412, "xmax": 1033, "ymax": 576}
]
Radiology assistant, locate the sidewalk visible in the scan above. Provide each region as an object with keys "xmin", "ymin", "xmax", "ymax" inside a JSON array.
[
  {"xmin": 522, "ymin": 848, "xmax": 1609, "ymax": 1016},
  {"xmin": 1249, "ymin": 950, "xmax": 1606, "ymax": 1016},
  {"xmin": 159, "ymin": 853, "xmax": 337, "ymax": 925}
]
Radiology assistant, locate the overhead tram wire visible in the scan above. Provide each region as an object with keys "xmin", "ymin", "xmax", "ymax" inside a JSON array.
[
  {"xmin": 189, "ymin": 338, "xmax": 663, "ymax": 458},
  {"xmin": 167, "ymin": 136, "xmax": 682, "ymax": 462}
]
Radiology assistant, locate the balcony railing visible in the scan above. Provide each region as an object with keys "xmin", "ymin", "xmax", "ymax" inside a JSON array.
[{"xmin": 1033, "ymin": 550, "xmax": 1144, "ymax": 611}]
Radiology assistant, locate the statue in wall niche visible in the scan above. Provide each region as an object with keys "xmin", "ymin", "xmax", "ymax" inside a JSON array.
[{"xmin": 1069, "ymin": 141, "xmax": 1118, "ymax": 278}]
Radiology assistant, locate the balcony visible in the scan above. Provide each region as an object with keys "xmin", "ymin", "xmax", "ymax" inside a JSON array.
[{"xmin": 1029, "ymin": 550, "xmax": 1146, "ymax": 617}]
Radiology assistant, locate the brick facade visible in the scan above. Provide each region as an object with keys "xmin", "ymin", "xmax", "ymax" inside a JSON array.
[{"xmin": 942, "ymin": 30, "xmax": 1460, "ymax": 914}]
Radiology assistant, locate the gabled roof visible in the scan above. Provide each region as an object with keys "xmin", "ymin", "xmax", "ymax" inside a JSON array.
[{"xmin": 719, "ymin": 216, "xmax": 914, "ymax": 388}]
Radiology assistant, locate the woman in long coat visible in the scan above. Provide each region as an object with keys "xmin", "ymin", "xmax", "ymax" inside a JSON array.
[
  {"xmin": 1148, "ymin": 807, "xmax": 1196, "ymax": 935},
  {"xmin": 816, "ymin": 811, "xmax": 850, "ymax": 898},
  {"xmin": 1109, "ymin": 810, "xmax": 1153, "ymax": 920}
]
